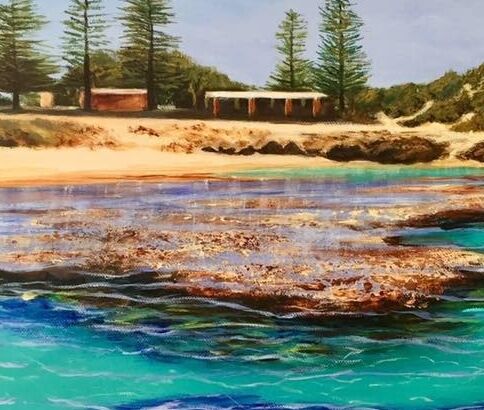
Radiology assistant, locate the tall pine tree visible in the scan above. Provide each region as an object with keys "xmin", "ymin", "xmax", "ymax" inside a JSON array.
[
  {"xmin": 0, "ymin": 0, "xmax": 55, "ymax": 111},
  {"xmin": 267, "ymin": 9, "xmax": 312, "ymax": 91},
  {"xmin": 120, "ymin": 0, "xmax": 176, "ymax": 110},
  {"xmin": 315, "ymin": 0, "xmax": 370, "ymax": 113},
  {"xmin": 62, "ymin": 0, "xmax": 107, "ymax": 111}
]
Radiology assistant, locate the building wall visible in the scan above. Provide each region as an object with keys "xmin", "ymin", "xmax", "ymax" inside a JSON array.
[
  {"xmin": 39, "ymin": 92, "xmax": 55, "ymax": 109},
  {"xmin": 207, "ymin": 97, "xmax": 333, "ymax": 121},
  {"xmin": 80, "ymin": 92, "xmax": 148, "ymax": 112}
]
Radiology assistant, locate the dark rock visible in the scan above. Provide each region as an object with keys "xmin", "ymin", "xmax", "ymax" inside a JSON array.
[
  {"xmin": 258, "ymin": 141, "xmax": 287, "ymax": 155},
  {"xmin": 324, "ymin": 136, "xmax": 448, "ymax": 164},
  {"xmin": 325, "ymin": 144, "xmax": 366, "ymax": 162},
  {"xmin": 237, "ymin": 146, "xmax": 257, "ymax": 156},
  {"xmin": 218, "ymin": 146, "xmax": 237, "ymax": 155},
  {"xmin": 201, "ymin": 146, "xmax": 218, "ymax": 153},
  {"xmin": 258, "ymin": 141, "xmax": 306, "ymax": 156},
  {"xmin": 283, "ymin": 141, "xmax": 306, "ymax": 156},
  {"xmin": 0, "ymin": 136, "xmax": 19, "ymax": 148},
  {"xmin": 459, "ymin": 142, "xmax": 484, "ymax": 162},
  {"xmin": 401, "ymin": 209, "xmax": 484, "ymax": 229},
  {"xmin": 366, "ymin": 137, "xmax": 448, "ymax": 164},
  {"xmin": 202, "ymin": 134, "xmax": 449, "ymax": 164}
]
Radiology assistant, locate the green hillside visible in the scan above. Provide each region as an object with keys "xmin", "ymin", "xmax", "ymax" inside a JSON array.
[{"xmin": 353, "ymin": 63, "xmax": 483, "ymax": 131}]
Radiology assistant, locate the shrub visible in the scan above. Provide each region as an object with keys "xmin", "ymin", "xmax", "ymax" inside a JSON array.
[
  {"xmin": 381, "ymin": 83, "xmax": 430, "ymax": 118},
  {"xmin": 426, "ymin": 71, "xmax": 464, "ymax": 100},
  {"xmin": 20, "ymin": 93, "xmax": 41, "ymax": 107},
  {"xmin": 348, "ymin": 88, "xmax": 384, "ymax": 121},
  {"xmin": 401, "ymin": 93, "xmax": 473, "ymax": 127},
  {"xmin": 0, "ymin": 94, "xmax": 12, "ymax": 107},
  {"xmin": 451, "ymin": 111, "xmax": 484, "ymax": 132}
]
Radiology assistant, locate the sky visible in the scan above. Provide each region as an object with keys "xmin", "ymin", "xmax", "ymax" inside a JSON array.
[{"xmin": 37, "ymin": 0, "xmax": 484, "ymax": 88}]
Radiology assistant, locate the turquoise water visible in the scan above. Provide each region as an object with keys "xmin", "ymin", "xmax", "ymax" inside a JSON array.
[
  {"xmin": 230, "ymin": 166, "xmax": 484, "ymax": 183},
  {"xmin": 0, "ymin": 167, "xmax": 483, "ymax": 409},
  {"xmin": 396, "ymin": 225, "xmax": 484, "ymax": 252}
]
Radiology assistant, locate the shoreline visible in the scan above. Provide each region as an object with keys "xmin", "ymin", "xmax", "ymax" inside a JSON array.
[
  {"xmin": 0, "ymin": 113, "xmax": 482, "ymax": 187},
  {"xmin": 0, "ymin": 150, "xmax": 482, "ymax": 188}
]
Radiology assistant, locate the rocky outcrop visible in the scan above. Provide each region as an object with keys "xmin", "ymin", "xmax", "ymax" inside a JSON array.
[
  {"xmin": 458, "ymin": 142, "xmax": 484, "ymax": 162},
  {"xmin": 202, "ymin": 132, "xmax": 449, "ymax": 165},
  {"xmin": 400, "ymin": 209, "xmax": 484, "ymax": 229}
]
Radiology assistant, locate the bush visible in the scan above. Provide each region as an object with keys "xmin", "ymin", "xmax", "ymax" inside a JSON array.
[
  {"xmin": 20, "ymin": 92, "xmax": 41, "ymax": 107},
  {"xmin": 451, "ymin": 111, "xmax": 484, "ymax": 132},
  {"xmin": 463, "ymin": 63, "xmax": 484, "ymax": 89},
  {"xmin": 401, "ymin": 93, "xmax": 473, "ymax": 127},
  {"xmin": 0, "ymin": 94, "xmax": 12, "ymax": 107},
  {"xmin": 348, "ymin": 88, "xmax": 384, "ymax": 121},
  {"xmin": 426, "ymin": 71, "xmax": 464, "ymax": 100},
  {"xmin": 381, "ymin": 83, "xmax": 430, "ymax": 118},
  {"xmin": 471, "ymin": 90, "xmax": 484, "ymax": 112}
]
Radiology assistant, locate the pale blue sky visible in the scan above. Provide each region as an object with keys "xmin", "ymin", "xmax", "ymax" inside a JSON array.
[{"xmin": 36, "ymin": 0, "xmax": 484, "ymax": 87}]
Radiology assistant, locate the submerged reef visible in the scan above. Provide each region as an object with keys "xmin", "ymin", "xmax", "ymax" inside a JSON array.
[{"xmin": 0, "ymin": 175, "xmax": 483, "ymax": 314}]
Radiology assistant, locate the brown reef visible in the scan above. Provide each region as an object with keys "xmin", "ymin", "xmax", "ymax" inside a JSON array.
[
  {"xmin": 1, "ymin": 179, "xmax": 483, "ymax": 314},
  {"xmin": 200, "ymin": 132, "xmax": 450, "ymax": 164}
]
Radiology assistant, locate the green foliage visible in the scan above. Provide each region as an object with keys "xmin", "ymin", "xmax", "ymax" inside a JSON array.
[
  {"xmin": 315, "ymin": 0, "xmax": 370, "ymax": 113},
  {"xmin": 381, "ymin": 83, "xmax": 429, "ymax": 118},
  {"xmin": 170, "ymin": 52, "xmax": 247, "ymax": 109},
  {"xmin": 471, "ymin": 90, "xmax": 484, "ymax": 112},
  {"xmin": 54, "ymin": 49, "xmax": 246, "ymax": 108},
  {"xmin": 20, "ymin": 92, "xmax": 40, "ymax": 107},
  {"xmin": 426, "ymin": 71, "xmax": 463, "ymax": 101},
  {"xmin": 267, "ymin": 9, "xmax": 312, "ymax": 91},
  {"xmin": 463, "ymin": 63, "xmax": 484, "ymax": 89},
  {"xmin": 120, "ymin": 0, "xmax": 177, "ymax": 110},
  {"xmin": 62, "ymin": 0, "xmax": 108, "ymax": 111},
  {"xmin": 62, "ymin": 0, "xmax": 107, "ymax": 67},
  {"xmin": 347, "ymin": 87, "xmax": 384, "ymax": 121},
  {"xmin": 402, "ymin": 93, "xmax": 473, "ymax": 127},
  {"xmin": 57, "ymin": 50, "xmax": 123, "ymax": 105},
  {"xmin": 0, "ymin": 0, "xmax": 56, "ymax": 110},
  {"xmin": 451, "ymin": 111, "xmax": 484, "ymax": 132},
  {"xmin": 375, "ymin": 67, "xmax": 482, "ymax": 121},
  {"xmin": 0, "ymin": 94, "xmax": 12, "ymax": 106}
]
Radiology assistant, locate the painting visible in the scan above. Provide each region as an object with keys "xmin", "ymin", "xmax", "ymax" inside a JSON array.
[{"xmin": 0, "ymin": 0, "xmax": 483, "ymax": 409}]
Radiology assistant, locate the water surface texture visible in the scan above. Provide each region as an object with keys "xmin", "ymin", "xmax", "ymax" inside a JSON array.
[{"xmin": 0, "ymin": 166, "xmax": 483, "ymax": 410}]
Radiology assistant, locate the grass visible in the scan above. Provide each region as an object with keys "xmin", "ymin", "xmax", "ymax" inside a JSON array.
[{"xmin": 0, "ymin": 118, "xmax": 117, "ymax": 148}]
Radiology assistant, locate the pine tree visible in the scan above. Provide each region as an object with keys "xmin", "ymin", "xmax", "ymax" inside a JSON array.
[
  {"xmin": 62, "ymin": 0, "xmax": 107, "ymax": 111},
  {"xmin": 0, "ymin": 0, "xmax": 55, "ymax": 111},
  {"xmin": 267, "ymin": 9, "xmax": 312, "ymax": 91},
  {"xmin": 315, "ymin": 0, "xmax": 370, "ymax": 114},
  {"xmin": 120, "ymin": 0, "xmax": 177, "ymax": 110}
]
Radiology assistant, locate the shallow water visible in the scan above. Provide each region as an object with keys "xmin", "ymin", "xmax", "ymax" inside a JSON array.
[{"xmin": 0, "ymin": 167, "xmax": 483, "ymax": 410}]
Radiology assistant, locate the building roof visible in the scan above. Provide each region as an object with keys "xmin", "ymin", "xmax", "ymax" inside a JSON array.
[
  {"xmin": 91, "ymin": 88, "xmax": 148, "ymax": 95},
  {"xmin": 205, "ymin": 91, "xmax": 328, "ymax": 100}
]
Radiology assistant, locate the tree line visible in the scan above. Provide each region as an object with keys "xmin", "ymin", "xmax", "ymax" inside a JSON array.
[
  {"xmin": 0, "ymin": 0, "xmax": 369, "ymax": 116},
  {"xmin": 268, "ymin": 0, "xmax": 370, "ymax": 115},
  {"xmin": 0, "ymin": 0, "xmax": 245, "ymax": 111}
]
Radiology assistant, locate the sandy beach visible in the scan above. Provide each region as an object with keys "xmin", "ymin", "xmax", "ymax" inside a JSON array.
[{"xmin": 0, "ymin": 112, "xmax": 482, "ymax": 187}]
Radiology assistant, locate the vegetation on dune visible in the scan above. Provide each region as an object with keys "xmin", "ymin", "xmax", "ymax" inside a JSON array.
[
  {"xmin": 0, "ymin": 118, "xmax": 116, "ymax": 148},
  {"xmin": 346, "ymin": 64, "xmax": 483, "ymax": 130},
  {"xmin": 401, "ymin": 93, "xmax": 473, "ymax": 127},
  {"xmin": 451, "ymin": 112, "xmax": 484, "ymax": 132},
  {"xmin": 267, "ymin": 9, "xmax": 313, "ymax": 91}
]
